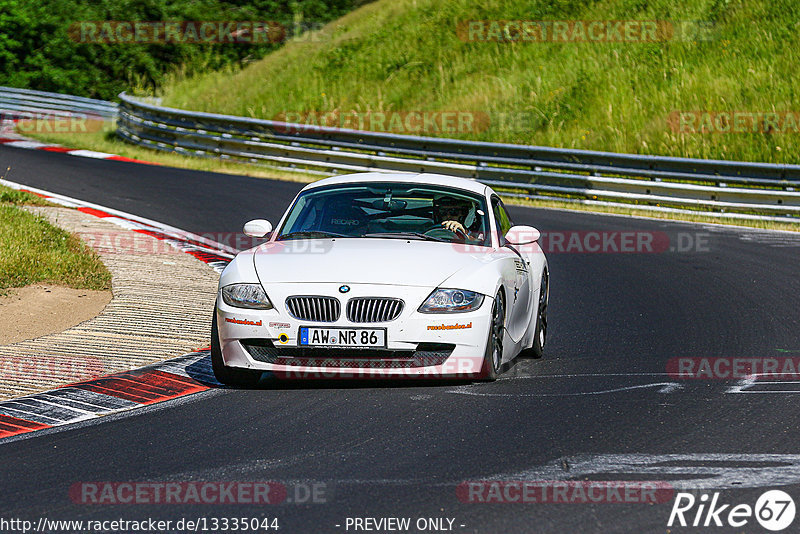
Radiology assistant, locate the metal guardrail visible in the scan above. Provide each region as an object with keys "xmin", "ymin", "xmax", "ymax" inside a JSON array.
[
  {"xmin": 3, "ymin": 86, "xmax": 797, "ymax": 222},
  {"xmin": 116, "ymin": 93, "xmax": 800, "ymax": 221},
  {"xmin": 0, "ymin": 86, "xmax": 118, "ymax": 119}
]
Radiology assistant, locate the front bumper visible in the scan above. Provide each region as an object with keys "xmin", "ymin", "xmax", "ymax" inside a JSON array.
[{"xmin": 216, "ymin": 283, "xmax": 493, "ymax": 378}]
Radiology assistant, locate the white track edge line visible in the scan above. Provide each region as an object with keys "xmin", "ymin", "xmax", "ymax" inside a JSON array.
[{"xmin": 0, "ymin": 177, "xmax": 238, "ymax": 256}]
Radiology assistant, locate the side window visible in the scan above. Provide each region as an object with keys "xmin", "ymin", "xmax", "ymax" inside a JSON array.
[{"xmin": 491, "ymin": 197, "xmax": 513, "ymax": 241}]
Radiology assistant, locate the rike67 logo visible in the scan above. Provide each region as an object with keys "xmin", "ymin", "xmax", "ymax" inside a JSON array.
[{"xmin": 668, "ymin": 490, "xmax": 796, "ymax": 531}]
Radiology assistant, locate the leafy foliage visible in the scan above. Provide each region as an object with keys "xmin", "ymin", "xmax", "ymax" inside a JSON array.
[{"xmin": 0, "ymin": 0, "xmax": 364, "ymax": 99}]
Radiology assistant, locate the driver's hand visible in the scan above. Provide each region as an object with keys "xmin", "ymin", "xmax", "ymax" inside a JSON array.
[{"xmin": 442, "ymin": 220, "xmax": 467, "ymax": 235}]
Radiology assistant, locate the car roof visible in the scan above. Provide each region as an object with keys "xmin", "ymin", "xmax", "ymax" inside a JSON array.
[{"xmin": 300, "ymin": 172, "xmax": 490, "ymax": 196}]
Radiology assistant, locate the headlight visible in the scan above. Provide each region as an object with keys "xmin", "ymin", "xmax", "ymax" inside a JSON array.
[
  {"xmin": 221, "ymin": 284, "xmax": 273, "ymax": 310},
  {"xmin": 418, "ymin": 289, "xmax": 484, "ymax": 313}
]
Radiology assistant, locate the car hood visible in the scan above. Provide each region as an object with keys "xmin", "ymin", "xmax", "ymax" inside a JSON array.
[{"xmin": 252, "ymin": 238, "xmax": 492, "ymax": 287}]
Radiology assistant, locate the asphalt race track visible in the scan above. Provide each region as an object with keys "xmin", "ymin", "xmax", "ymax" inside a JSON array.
[{"xmin": 2, "ymin": 145, "xmax": 800, "ymax": 533}]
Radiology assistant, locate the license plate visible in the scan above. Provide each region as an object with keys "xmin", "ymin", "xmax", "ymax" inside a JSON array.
[{"xmin": 299, "ymin": 327, "xmax": 386, "ymax": 348}]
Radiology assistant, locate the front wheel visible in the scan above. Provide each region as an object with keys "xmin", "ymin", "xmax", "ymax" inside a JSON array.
[
  {"xmin": 531, "ymin": 269, "xmax": 548, "ymax": 358},
  {"xmin": 479, "ymin": 291, "xmax": 505, "ymax": 381},
  {"xmin": 521, "ymin": 269, "xmax": 548, "ymax": 359},
  {"xmin": 211, "ymin": 309, "xmax": 262, "ymax": 387}
]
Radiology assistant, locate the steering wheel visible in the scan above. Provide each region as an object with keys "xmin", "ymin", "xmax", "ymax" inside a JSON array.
[{"xmin": 423, "ymin": 224, "xmax": 465, "ymax": 240}]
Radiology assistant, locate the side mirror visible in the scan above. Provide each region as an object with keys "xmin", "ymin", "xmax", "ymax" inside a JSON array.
[
  {"xmin": 243, "ymin": 219, "xmax": 273, "ymax": 238},
  {"xmin": 505, "ymin": 225, "xmax": 540, "ymax": 245}
]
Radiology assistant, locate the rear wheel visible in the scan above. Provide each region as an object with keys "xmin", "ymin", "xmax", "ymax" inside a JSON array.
[
  {"xmin": 211, "ymin": 309, "xmax": 262, "ymax": 386},
  {"xmin": 479, "ymin": 291, "xmax": 505, "ymax": 380}
]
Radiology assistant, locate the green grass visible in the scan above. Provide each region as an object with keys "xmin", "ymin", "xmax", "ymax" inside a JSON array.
[
  {"xmin": 155, "ymin": 0, "xmax": 800, "ymax": 164},
  {"xmin": 0, "ymin": 185, "xmax": 112, "ymax": 295},
  {"xmin": 0, "ymin": 183, "xmax": 53, "ymax": 207}
]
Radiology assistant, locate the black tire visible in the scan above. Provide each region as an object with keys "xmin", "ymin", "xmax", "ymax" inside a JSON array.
[
  {"xmin": 211, "ymin": 310, "xmax": 262, "ymax": 387},
  {"xmin": 531, "ymin": 269, "xmax": 548, "ymax": 358},
  {"xmin": 520, "ymin": 269, "xmax": 548, "ymax": 359},
  {"xmin": 479, "ymin": 291, "xmax": 505, "ymax": 381}
]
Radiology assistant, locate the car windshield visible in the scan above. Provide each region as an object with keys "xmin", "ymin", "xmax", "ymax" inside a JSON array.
[{"xmin": 277, "ymin": 182, "xmax": 491, "ymax": 246}]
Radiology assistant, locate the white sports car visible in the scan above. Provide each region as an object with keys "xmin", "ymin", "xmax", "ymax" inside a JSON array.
[{"xmin": 212, "ymin": 172, "xmax": 548, "ymax": 383}]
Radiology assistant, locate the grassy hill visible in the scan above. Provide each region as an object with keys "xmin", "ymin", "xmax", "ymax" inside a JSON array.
[{"xmin": 157, "ymin": 0, "xmax": 800, "ymax": 164}]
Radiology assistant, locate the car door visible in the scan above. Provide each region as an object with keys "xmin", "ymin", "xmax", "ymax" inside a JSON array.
[{"xmin": 491, "ymin": 196, "xmax": 531, "ymax": 342}]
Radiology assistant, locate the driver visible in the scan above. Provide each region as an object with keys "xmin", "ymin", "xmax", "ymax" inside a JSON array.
[{"xmin": 433, "ymin": 196, "xmax": 477, "ymax": 238}]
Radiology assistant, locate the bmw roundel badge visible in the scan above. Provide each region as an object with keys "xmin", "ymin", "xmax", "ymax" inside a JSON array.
[{"xmin": 339, "ymin": 285, "xmax": 350, "ymax": 293}]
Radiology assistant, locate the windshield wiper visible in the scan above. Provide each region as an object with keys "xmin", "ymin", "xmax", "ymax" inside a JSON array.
[
  {"xmin": 278, "ymin": 230, "xmax": 349, "ymax": 240},
  {"xmin": 363, "ymin": 232, "xmax": 448, "ymax": 242}
]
